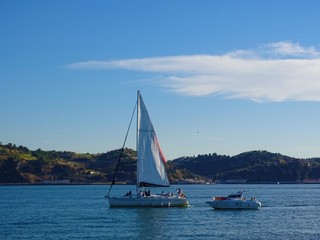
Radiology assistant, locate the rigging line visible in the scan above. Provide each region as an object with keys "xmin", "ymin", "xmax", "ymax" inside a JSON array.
[{"xmin": 106, "ymin": 101, "xmax": 137, "ymax": 198}]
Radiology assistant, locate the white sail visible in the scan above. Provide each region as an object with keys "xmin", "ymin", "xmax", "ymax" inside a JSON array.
[{"xmin": 137, "ymin": 92, "xmax": 170, "ymax": 187}]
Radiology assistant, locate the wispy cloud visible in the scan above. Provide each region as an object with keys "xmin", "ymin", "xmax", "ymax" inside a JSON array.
[
  {"xmin": 67, "ymin": 41, "xmax": 320, "ymax": 102},
  {"xmin": 261, "ymin": 42, "xmax": 320, "ymax": 58}
]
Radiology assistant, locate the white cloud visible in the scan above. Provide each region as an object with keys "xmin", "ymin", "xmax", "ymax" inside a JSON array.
[
  {"xmin": 67, "ymin": 42, "xmax": 320, "ymax": 102},
  {"xmin": 261, "ymin": 41, "xmax": 320, "ymax": 58}
]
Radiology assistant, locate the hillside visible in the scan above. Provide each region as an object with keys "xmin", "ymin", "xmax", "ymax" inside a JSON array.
[
  {"xmin": 1, "ymin": 143, "xmax": 320, "ymax": 184},
  {"xmin": 0, "ymin": 143, "xmax": 197, "ymax": 184},
  {"xmin": 172, "ymin": 150, "xmax": 320, "ymax": 183}
]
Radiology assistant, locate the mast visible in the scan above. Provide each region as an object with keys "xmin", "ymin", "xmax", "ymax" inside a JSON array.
[{"xmin": 136, "ymin": 90, "xmax": 140, "ymax": 193}]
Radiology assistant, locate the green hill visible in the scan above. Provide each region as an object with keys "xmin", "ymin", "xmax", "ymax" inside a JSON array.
[
  {"xmin": 0, "ymin": 143, "xmax": 197, "ymax": 184},
  {"xmin": 1, "ymin": 143, "xmax": 320, "ymax": 184},
  {"xmin": 172, "ymin": 150, "xmax": 320, "ymax": 183}
]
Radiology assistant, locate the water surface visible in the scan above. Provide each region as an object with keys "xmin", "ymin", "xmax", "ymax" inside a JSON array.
[{"xmin": 1, "ymin": 184, "xmax": 319, "ymax": 239}]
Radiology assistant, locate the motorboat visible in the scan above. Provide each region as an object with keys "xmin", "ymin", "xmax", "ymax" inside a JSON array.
[{"xmin": 205, "ymin": 191, "xmax": 261, "ymax": 210}]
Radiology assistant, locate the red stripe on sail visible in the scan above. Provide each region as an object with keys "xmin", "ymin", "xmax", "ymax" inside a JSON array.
[{"xmin": 153, "ymin": 134, "xmax": 167, "ymax": 163}]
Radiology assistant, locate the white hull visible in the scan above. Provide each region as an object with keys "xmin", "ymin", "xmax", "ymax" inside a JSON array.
[
  {"xmin": 108, "ymin": 195, "xmax": 189, "ymax": 207},
  {"xmin": 205, "ymin": 199, "xmax": 261, "ymax": 210}
]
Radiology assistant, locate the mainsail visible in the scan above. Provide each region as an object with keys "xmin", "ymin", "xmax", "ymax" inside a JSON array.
[{"xmin": 137, "ymin": 91, "xmax": 170, "ymax": 187}]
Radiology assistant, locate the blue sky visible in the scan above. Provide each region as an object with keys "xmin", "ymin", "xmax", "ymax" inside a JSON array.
[{"xmin": 1, "ymin": 0, "xmax": 320, "ymax": 159}]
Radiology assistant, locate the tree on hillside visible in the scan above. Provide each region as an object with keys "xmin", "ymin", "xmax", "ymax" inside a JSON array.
[{"xmin": 0, "ymin": 157, "xmax": 26, "ymax": 183}]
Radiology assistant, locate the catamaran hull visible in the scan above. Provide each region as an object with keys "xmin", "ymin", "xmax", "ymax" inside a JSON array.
[
  {"xmin": 108, "ymin": 196, "xmax": 189, "ymax": 207},
  {"xmin": 205, "ymin": 199, "xmax": 261, "ymax": 210}
]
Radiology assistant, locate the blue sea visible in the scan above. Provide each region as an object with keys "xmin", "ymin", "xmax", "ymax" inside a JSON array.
[{"xmin": 1, "ymin": 184, "xmax": 319, "ymax": 240}]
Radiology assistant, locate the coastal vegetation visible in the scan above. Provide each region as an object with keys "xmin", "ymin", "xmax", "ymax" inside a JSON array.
[{"xmin": 1, "ymin": 143, "xmax": 320, "ymax": 184}]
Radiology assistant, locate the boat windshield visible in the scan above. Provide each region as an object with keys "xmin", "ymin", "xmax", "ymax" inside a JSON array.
[{"xmin": 227, "ymin": 191, "xmax": 244, "ymax": 198}]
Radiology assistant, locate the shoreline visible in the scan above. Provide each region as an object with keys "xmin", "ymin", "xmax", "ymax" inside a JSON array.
[{"xmin": 1, "ymin": 182, "xmax": 320, "ymax": 186}]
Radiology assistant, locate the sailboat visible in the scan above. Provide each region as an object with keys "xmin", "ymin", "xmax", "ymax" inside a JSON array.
[{"xmin": 106, "ymin": 91, "xmax": 189, "ymax": 207}]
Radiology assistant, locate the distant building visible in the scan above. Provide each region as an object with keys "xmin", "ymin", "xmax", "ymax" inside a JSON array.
[
  {"xmin": 219, "ymin": 179, "xmax": 247, "ymax": 184},
  {"xmin": 303, "ymin": 178, "xmax": 320, "ymax": 184},
  {"xmin": 41, "ymin": 179, "xmax": 70, "ymax": 184}
]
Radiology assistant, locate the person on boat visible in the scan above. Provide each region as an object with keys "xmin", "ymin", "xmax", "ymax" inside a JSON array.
[
  {"xmin": 165, "ymin": 192, "xmax": 173, "ymax": 197},
  {"xmin": 142, "ymin": 190, "xmax": 150, "ymax": 197},
  {"xmin": 176, "ymin": 188, "xmax": 186, "ymax": 198}
]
